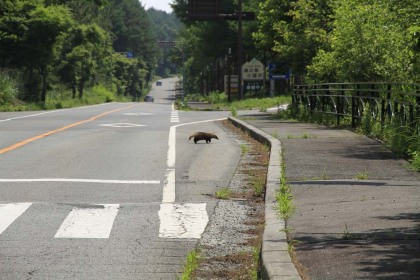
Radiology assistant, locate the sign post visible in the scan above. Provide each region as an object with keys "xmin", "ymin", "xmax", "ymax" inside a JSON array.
[
  {"xmin": 242, "ymin": 58, "xmax": 264, "ymax": 95},
  {"xmin": 242, "ymin": 58, "xmax": 264, "ymax": 81}
]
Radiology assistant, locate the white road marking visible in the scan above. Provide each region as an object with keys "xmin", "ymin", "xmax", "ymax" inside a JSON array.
[
  {"xmin": 162, "ymin": 169, "xmax": 176, "ymax": 203},
  {"xmin": 158, "ymin": 203, "xmax": 209, "ymax": 239},
  {"xmin": 166, "ymin": 118, "xmax": 227, "ymax": 170},
  {"xmin": 0, "ymin": 178, "xmax": 160, "ymax": 184},
  {"xmin": 100, "ymin": 123, "xmax": 146, "ymax": 128},
  {"xmin": 159, "ymin": 117, "xmax": 227, "ymax": 239},
  {"xmin": 171, "ymin": 111, "xmax": 179, "ymax": 123},
  {"xmin": 0, "ymin": 103, "xmax": 113, "ymax": 123},
  {"xmin": 0, "ymin": 203, "xmax": 32, "ymax": 234},
  {"xmin": 0, "ymin": 112, "xmax": 55, "ymax": 123},
  {"xmin": 123, "ymin": 113, "xmax": 152, "ymax": 116},
  {"xmin": 55, "ymin": 204, "xmax": 119, "ymax": 238}
]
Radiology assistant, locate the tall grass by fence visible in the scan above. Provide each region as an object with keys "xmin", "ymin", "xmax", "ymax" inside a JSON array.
[
  {"xmin": 292, "ymin": 82, "xmax": 420, "ymax": 170},
  {"xmin": 292, "ymin": 82, "xmax": 420, "ymax": 128}
]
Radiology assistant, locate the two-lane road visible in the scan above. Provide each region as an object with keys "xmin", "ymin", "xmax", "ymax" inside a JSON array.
[{"xmin": 0, "ymin": 78, "xmax": 240, "ymax": 279}]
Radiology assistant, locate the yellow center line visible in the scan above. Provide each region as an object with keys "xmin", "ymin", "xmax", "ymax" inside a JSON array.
[{"xmin": 0, "ymin": 105, "xmax": 136, "ymax": 155}]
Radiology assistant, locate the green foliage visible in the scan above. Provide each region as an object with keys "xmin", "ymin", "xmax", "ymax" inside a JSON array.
[
  {"xmin": 215, "ymin": 187, "xmax": 232, "ymax": 199},
  {"xmin": 411, "ymin": 151, "xmax": 420, "ymax": 171},
  {"xmin": 0, "ymin": 71, "xmax": 19, "ymax": 105},
  {"xmin": 276, "ymin": 162, "xmax": 295, "ymax": 220},
  {"xmin": 308, "ymin": 0, "xmax": 420, "ymax": 82},
  {"xmin": 146, "ymin": 8, "xmax": 182, "ymax": 77},
  {"xmin": 0, "ymin": 0, "xmax": 162, "ymax": 108},
  {"xmin": 110, "ymin": 0, "xmax": 158, "ymax": 71},
  {"xmin": 178, "ymin": 249, "xmax": 200, "ymax": 280},
  {"xmin": 252, "ymin": 176, "xmax": 265, "ymax": 197},
  {"xmin": 240, "ymin": 144, "xmax": 249, "ymax": 156}
]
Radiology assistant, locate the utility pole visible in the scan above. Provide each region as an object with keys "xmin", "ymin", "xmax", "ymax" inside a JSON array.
[{"xmin": 237, "ymin": 0, "xmax": 243, "ymax": 100}]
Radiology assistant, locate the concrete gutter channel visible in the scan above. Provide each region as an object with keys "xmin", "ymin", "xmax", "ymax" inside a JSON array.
[{"xmin": 228, "ymin": 117, "xmax": 301, "ymax": 280}]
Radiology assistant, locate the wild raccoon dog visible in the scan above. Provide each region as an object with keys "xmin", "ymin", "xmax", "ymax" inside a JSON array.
[{"xmin": 189, "ymin": 132, "xmax": 219, "ymax": 144}]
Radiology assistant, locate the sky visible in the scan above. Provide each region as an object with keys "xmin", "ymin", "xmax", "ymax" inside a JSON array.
[{"xmin": 140, "ymin": 0, "xmax": 173, "ymax": 13}]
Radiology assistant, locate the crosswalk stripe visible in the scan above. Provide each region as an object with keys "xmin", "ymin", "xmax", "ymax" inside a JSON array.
[
  {"xmin": 171, "ymin": 110, "xmax": 179, "ymax": 123},
  {"xmin": 54, "ymin": 204, "xmax": 119, "ymax": 239},
  {"xmin": 158, "ymin": 203, "xmax": 208, "ymax": 239},
  {"xmin": 0, "ymin": 203, "xmax": 32, "ymax": 234}
]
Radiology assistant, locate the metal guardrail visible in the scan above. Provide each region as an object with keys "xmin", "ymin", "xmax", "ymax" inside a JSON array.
[{"xmin": 292, "ymin": 82, "xmax": 420, "ymax": 128}]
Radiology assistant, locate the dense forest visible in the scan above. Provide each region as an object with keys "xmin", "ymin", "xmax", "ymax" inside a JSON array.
[
  {"xmin": 1, "ymin": 0, "xmax": 419, "ymax": 108},
  {"xmin": 0, "ymin": 0, "xmax": 181, "ymax": 109},
  {"xmin": 147, "ymin": 8, "xmax": 182, "ymax": 77},
  {"xmin": 172, "ymin": 0, "xmax": 420, "ymax": 94}
]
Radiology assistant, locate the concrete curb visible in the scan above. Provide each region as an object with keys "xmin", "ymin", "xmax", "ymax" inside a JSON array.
[{"xmin": 228, "ymin": 117, "xmax": 301, "ymax": 280}]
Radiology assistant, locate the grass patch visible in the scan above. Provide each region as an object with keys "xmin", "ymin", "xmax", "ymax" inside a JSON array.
[
  {"xmin": 301, "ymin": 133, "xmax": 309, "ymax": 139},
  {"xmin": 276, "ymin": 160, "xmax": 295, "ymax": 220},
  {"xmin": 340, "ymin": 223, "xmax": 364, "ymax": 240},
  {"xmin": 240, "ymin": 144, "xmax": 249, "ymax": 156},
  {"xmin": 355, "ymin": 171, "xmax": 369, "ymax": 180},
  {"xmin": 193, "ymin": 91, "xmax": 292, "ymax": 111},
  {"xmin": 178, "ymin": 249, "xmax": 200, "ymax": 280},
  {"xmin": 251, "ymin": 174, "xmax": 266, "ymax": 197},
  {"xmin": 215, "ymin": 187, "xmax": 232, "ymax": 199},
  {"xmin": 0, "ymin": 83, "xmax": 133, "ymax": 112}
]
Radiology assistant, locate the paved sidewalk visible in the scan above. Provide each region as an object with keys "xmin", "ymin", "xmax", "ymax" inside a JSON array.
[{"xmin": 239, "ymin": 113, "xmax": 420, "ymax": 279}]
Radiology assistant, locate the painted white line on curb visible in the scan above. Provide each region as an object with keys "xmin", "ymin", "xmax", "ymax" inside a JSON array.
[
  {"xmin": 55, "ymin": 204, "xmax": 119, "ymax": 238},
  {"xmin": 158, "ymin": 203, "xmax": 209, "ymax": 239},
  {"xmin": 0, "ymin": 179, "xmax": 160, "ymax": 184},
  {"xmin": 0, "ymin": 203, "xmax": 32, "ymax": 235}
]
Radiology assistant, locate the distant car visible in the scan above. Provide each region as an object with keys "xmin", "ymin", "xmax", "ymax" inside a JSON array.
[
  {"xmin": 144, "ymin": 95, "xmax": 154, "ymax": 102},
  {"xmin": 156, "ymin": 80, "xmax": 162, "ymax": 86}
]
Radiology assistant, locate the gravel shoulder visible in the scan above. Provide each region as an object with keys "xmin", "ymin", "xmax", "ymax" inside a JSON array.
[{"xmin": 194, "ymin": 120, "xmax": 269, "ymax": 279}]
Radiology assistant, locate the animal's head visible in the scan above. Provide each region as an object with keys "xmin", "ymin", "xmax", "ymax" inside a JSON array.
[{"xmin": 212, "ymin": 134, "xmax": 219, "ymax": 140}]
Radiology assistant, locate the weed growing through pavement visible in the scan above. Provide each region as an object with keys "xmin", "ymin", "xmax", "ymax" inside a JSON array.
[
  {"xmin": 215, "ymin": 187, "xmax": 232, "ymax": 199},
  {"xmin": 230, "ymin": 106, "xmax": 238, "ymax": 117},
  {"xmin": 252, "ymin": 176, "xmax": 265, "ymax": 197},
  {"xmin": 240, "ymin": 144, "xmax": 249, "ymax": 156},
  {"xmin": 276, "ymin": 159, "xmax": 295, "ymax": 220},
  {"xmin": 355, "ymin": 171, "xmax": 369, "ymax": 180},
  {"xmin": 340, "ymin": 223, "xmax": 363, "ymax": 240},
  {"xmin": 178, "ymin": 249, "xmax": 200, "ymax": 280},
  {"xmin": 250, "ymin": 246, "xmax": 261, "ymax": 279}
]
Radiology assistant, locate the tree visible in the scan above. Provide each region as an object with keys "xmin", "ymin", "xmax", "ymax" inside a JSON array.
[
  {"xmin": 308, "ymin": 0, "xmax": 420, "ymax": 82},
  {"xmin": 57, "ymin": 24, "xmax": 110, "ymax": 99},
  {"xmin": 110, "ymin": 0, "xmax": 158, "ymax": 78},
  {"xmin": 0, "ymin": 0, "xmax": 74, "ymax": 102}
]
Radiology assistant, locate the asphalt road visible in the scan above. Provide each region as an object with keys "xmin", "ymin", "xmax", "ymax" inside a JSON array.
[{"xmin": 0, "ymin": 78, "xmax": 238, "ymax": 279}]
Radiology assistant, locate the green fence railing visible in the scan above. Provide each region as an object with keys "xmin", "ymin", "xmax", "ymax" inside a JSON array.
[{"xmin": 292, "ymin": 82, "xmax": 420, "ymax": 129}]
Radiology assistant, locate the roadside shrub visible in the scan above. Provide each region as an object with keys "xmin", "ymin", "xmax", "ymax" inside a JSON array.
[{"xmin": 0, "ymin": 71, "xmax": 19, "ymax": 105}]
